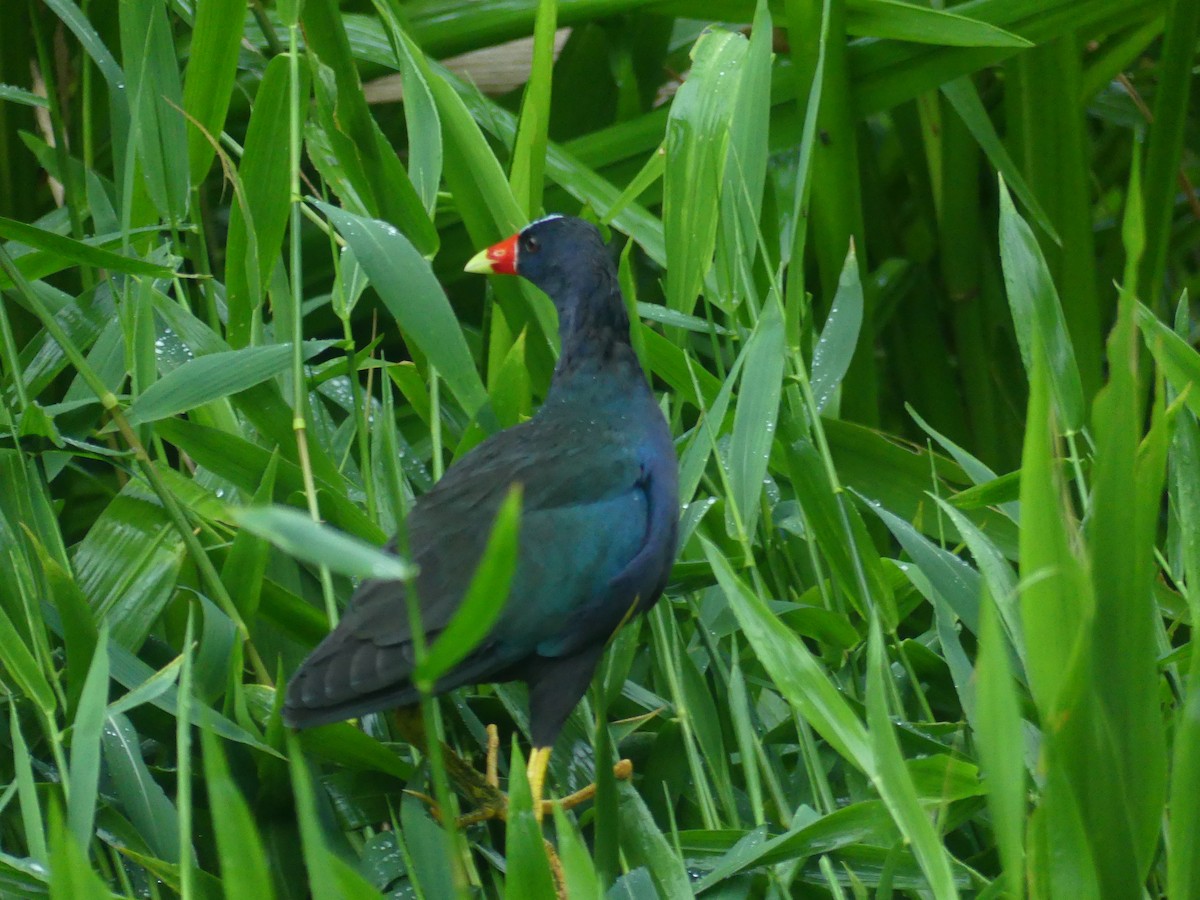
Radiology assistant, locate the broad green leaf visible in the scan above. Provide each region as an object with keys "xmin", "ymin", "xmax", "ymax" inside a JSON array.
[
  {"xmin": 0, "ymin": 450, "xmax": 69, "ymax": 571},
  {"xmin": 615, "ymin": 779, "xmax": 693, "ymax": 898},
  {"xmin": 848, "ymin": 0, "xmax": 1031, "ymax": 48},
  {"xmin": 704, "ymin": 538, "xmax": 873, "ymax": 772},
  {"xmin": 932, "ymin": 498, "xmax": 1024, "ymax": 668},
  {"xmin": 119, "ymin": 0, "xmax": 189, "ymax": 222},
  {"xmin": 374, "ymin": 0, "xmax": 441, "ymax": 214},
  {"xmin": 67, "ymin": 630, "xmax": 108, "ymax": 852},
  {"xmin": 825, "ymin": 418, "xmax": 1020, "ymax": 558},
  {"xmin": 865, "ymin": 618, "xmax": 960, "ymax": 899},
  {"xmin": 1136, "ymin": 299, "xmax": 1200, "ymax": 419},
  {"xmin": 1083, "ymin": 212, "xmax": 1167, "ymax": 890},
  {"xmin": 1018, "ymin": 338, "xmax": 1092, "ymax": 714},
  {"xmin": 636, "ymin": 301, "xmax": 730, "ymax": 335},
  {"xmin": 811, "ymin": 244, "xmax": 864, "ymax": 412},
  {"xmin": 42, "ymin": 0, "xmax": 124, "ymax": 91},
  {"xmin": 690, "ymin": 801, "xmax": 900, "ymax": 885},
  {"xmin": 678, "ymin": 352, "xmax": 741, "ymax": 505},
  {"xmin": 663, "ymin": 28, "xmax": 747, "ymax": 315},
  {"xmin": 0, "ymin": 597, "xmax": 56, "ymax": 717},
  {"xmin": 941, "ymin": 79, "xmax": 1058, "ymax": 242},
  {"xmin": 301, "ymin": 0, "xmax": 437, "ymax": 254},
  {"xmin": 123, "ymin": 341, "xmax": 334, "ymax": 427},
  {"xmin": 504, "ymin": 743, "xmax": 557, "ymax": 899},
  {"xmin": 11, "ymin": 712, "xmax": 47, "ymax": 866},
  {"xmin": 317, "ymin": 202, "xmax": 491, "ymax": 425},
  {"xmin": 975, "ymin": 597, "xmax": 1026, "ymax": 899},
  {"xmin": 287, "ymin": 734, "xmax": 341, "ymax": 900},
  {"xmin": 70, "ymin": 479, "xmax": 184, "ymax": 650},
  {"xmin": 868, "ymin": 501, "xmax": 981, "ymax": 635},
  {"xmin": 997, "ymin": 177, "xmax": 1084, "ymax": 432},
  {"xmin": 488, "ymin": 329, "xmax": 531, "ymax": 429},
  {"xmin": 551, "ymin": 802, "xmax": 604, "ymax": 900},
  {"xmin": 224, "ymin": 55, "xmax": 299, "ymax": 348},
  {"xmin": 0, "ymin": 215, "xmax": 175, "ymax": 281},
  {"xmin": 908, "ymin": 403, "xmax": 1016, "ymax": 519},
  {"xmin": 101, "ymin": 711, "xmax": 180, "ymax": 862},
  {"xmin": 106, "ymin": 655, "xmax": 183, "ymax": 719},
  {"xmin": 233, "ymin": 505, "xmax": 415, "ymax": 581},
  {"xmin": 38, "ymin": 604, "xmax": 277, "ymax": 755},
  {"xmin": 1169, "ymin": 365, "xmax": 1200, "ymax": 897},
  {"xmin": 714, "ymin": 0, "xmax": 772, "ymax": 306},
  {"xmin": 728, "ymin": 297, "xmax": 784, "ymax": 538},
  {"xmin": 508, "ymin": 0, "xmax": 557, "ymax": 216},
  {"xmin": 400, "ymin": 795, "xmax": 458, "ymax": 900},
  {"xmin": 154, "ymin": 417, "xmax": 383, "ymax": 543},
  {"xmin": 150, "ymin": 288, "xmax": 348, "ymax": 488},
  {"xmin": 219, "ymin": 453, "xmax": 279, "ymax": 623},
  {"xmin": 1170, "ymin": 632, "xmax": 1200, "ymax": 899},
  {"xmin": 48, "ymin": 804, "xmax": 110, "ymax": 899},
  {"xmin": 0, "ymin": 84, "xmax": 49, "ymax": 107},
  {"xmin": 200, "ymin": 728, "xmax": 276, "ymax": 899},
  {"xmin": 789, "ymin": 441, "xmax": 894, "ymax": 626},
  {"xmin": 181, "ymin": 0, "xmax": 246, "ymax": 184}
]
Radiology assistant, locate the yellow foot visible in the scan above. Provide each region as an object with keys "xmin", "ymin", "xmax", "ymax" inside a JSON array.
[
  {"xmin": 411, "ymin": 756, "xmax": 635, "ymax": 828},
  {"xmin": 406, "ymin": 722, "xmax": 635, "ymax": 829}
]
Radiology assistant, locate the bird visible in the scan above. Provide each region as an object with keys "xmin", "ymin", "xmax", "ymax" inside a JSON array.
[{"xmin": 283, "ymin": 214, "xmax": 679, "ymax": 820}]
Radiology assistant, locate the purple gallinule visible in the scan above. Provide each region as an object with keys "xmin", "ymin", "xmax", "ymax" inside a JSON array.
[{"xmin": 284, "ymin": 215, "xmax": 679, "ymax": 820}]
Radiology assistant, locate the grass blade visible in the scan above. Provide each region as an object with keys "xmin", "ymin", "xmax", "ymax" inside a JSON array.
[
  {"xmin": 317, "ymin": 202, "xmax": 492, "ymax": 425},
  {"xmin": 200, "ymin": 727, "xmax": 276, "ymax": 899},
  {"xmin": 181, "ymin": 0, "xmax": 246, "ymax": 185},
  {"xmin": 997, "ymin": 176, "xmax": 1084, "ymax": 432},
  {"xmin": 728, "ymin": 297, "xmax": 785, "ymax": 539},
  {"xmin": 123, "ymin": 341, "xmax": 334, "ymax": 427},
  {"xmin": 233, "ymin": 505, "xmax": 415, "ymax": 581},
  {"xmin": 865, "ymin": 617, "xmax": 959, "ymax": 899},
  {"xmin": 66, "ymin": 627, "xmax": 108, "ymax": 852}
]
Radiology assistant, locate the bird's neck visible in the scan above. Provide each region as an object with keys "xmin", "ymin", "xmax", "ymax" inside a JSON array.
[{"xmin": 544, "ymin": 276, "xmax": 645, "ymax": 405}]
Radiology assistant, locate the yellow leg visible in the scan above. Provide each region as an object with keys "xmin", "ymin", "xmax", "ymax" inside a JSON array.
[
  {"xmin": 486, "ymin": 724, "xmax": 500, "ymax": 788},
  {"xmin": 526, "ymin": 746, "xmax": 553, "ymax": 824},
  {"xmin": 546, "ymin": 758, "xmax": 634, "ymax": 814}
]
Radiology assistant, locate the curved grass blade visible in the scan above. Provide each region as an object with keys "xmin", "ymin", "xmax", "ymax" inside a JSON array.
[
  {"xmin": 233, "ymin": 505, "xmax": 415, "ymax": 581},
  {"xmin": 811, "ymin": 243, "xmax": 864, "ymax": 413},
  {"xmin": 704, "ymin": 537, "xmax": 872, "ymax": 771},
  {"xmin": 317, "ymin": 201, "xmax": 491, "ymax": 425},
  {"xmin": 122, "ymin": 341, "xmax": 335, "ymax": 427},
  {"xmin": 865, "ymin": 617, "xmax": 960, "ymax": 899},
  {"xmin": 848, "ymin": 0, "xmax": 1031, "ymax": 48},
  {"xmin": 200, "ymin": 728, "xmax": 276, "ymax": 899},
  {"xmin": 101, "ymin": 711, "xmax": 180, "ymax": 863},
  {"xmin": 997, "ymin": 176, "xmax": 1084, "ymax": 432},
  {"xmin": 66, "ymin": 628, "xmax": 108, "ymax": 852},
  {"xmin": 181, "ymin": 0, "xmax": 246, "ymax": 185},
  {"xmin": 663, "ymin": 27, "xmax": 746, "ymax": 315},
  {"xmin": 0, "ymin": 216, "xmax": 175, "ymax": 280}
]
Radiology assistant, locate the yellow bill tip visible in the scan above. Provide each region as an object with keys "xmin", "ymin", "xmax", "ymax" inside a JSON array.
[{"xmin": 464, "ymin": 246, "xmax": 496, "ymax": 274}]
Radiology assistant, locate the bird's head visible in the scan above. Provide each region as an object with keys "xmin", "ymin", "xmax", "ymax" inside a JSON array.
[{"xmin": 465, "ymin": 215, "xmax": 611, "ymax": 302}]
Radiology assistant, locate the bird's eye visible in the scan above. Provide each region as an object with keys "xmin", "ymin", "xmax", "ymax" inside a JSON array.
[{"xmin": 522, "ymin": 235, "xmax": 541, "ymax": 254}]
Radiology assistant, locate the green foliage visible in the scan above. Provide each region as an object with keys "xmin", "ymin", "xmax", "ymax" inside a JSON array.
[{"xmin": 0, "ymin": 0, "xmax": 1197, "ymax": 897}]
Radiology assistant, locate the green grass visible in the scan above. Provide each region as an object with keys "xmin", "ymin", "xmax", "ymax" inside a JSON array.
[{"xmin": 1, "ymin": 0, "xmax": 1198, "ymax": 897}]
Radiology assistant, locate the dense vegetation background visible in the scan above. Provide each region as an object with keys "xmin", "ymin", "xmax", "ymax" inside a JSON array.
[{"xmin": 0, "ymin": 0, "xmax": 1198, "ymax": 896}]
